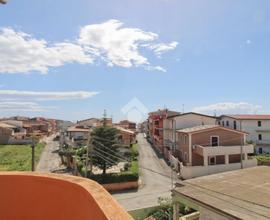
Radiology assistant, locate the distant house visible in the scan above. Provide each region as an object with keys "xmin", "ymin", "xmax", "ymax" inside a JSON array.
[
  {"xmin": 114, "ymin": 126, "xmax": 136, "ymax": 146},
  {"xmin": 148, "ymin": 109, "xmax": 180, "ymax": 154},
  {"xmin": 218, "ymin": 114, "xmax": 270, "ymax": 154},
  {"xmin": 77, "ymin": 117, "xmax": 113, "ymax": 128},
  {"xmin": 0, "ymin": 122, "xmax": 15, "ymax": 144},
  {"xmin": 116, "ymin": 120, "xmax": 136, "ymax": 132},
  {"xmin": 66, "ymin": 126, "xmax": 90, "ymax": 144},
  {"xmin": 176, "ymin": 124, "xmax": 257, "ymax": 179}
]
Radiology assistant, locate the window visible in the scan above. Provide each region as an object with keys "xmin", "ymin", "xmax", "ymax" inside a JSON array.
[
  {"xmin": 258, "ymin": 121, "xmax": 262, "ymax": 127},
  {"xmin": 233, "ymin": 121, "xmax": 237, "ymax": 130},
  {"xmin": 222, "ymin": 121, "xmax": 225, "ymax": 126},
  {"xmin": 258, "ymin": 134, "xmax": 262, "ymax": 141},
  {"xmin": 218, "ymin": 121, "xmax": 221, "ymax": 125},
  {"xmin": 211, "ymin": 136, "xmax": 219, "ymax": 146},
  {"xmin": 226, "ymin": 121, "xmax": 229, "ymax": 126},
  {"xmin": 209, "ymin": 156, "xmax": 216, "ymax": 165}
]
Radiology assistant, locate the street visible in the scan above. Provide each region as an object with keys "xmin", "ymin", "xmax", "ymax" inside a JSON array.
[
  {"xmin": 36, "ymin": 135, "xmax": 63, "ymax": 172},
  {"xmin": 113, "ymin": 133, "xmax": 173, "ymax": 211}
]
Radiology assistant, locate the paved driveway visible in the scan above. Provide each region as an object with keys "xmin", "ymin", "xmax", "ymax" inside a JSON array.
[
  {"xmin": 36, "ymin": 135, "xmax": 62, "ymax": 172},
  {"xmin": 113, "ymin": 133, "xmax": 174, "ymax": 211}
]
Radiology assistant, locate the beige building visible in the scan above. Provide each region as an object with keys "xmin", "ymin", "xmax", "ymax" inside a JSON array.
[{"xmin": 176, "ymin": 125, "xmax": 257, "ymax": 179}]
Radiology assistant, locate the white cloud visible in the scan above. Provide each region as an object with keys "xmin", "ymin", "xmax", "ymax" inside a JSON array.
[
  {"xmin": 0, "ymin": 28, "xmax": 92, "ymax": 74},
  {"xmin": 145, "ymin": 41, "xmax": 178, "ymax": 58},
  {"xmin": 145, "ymin": 65, "xmax": 167, "ymax": 72},
  {"xmin": 0, "ymin": 90, "xmax": 98, "ymax": 101},
  {"xmin": 0, "ymin": 101, "xmax": 53, "ymax": 112},
  {"xmin": 78, "ymin": 19, "xmax": 158, "ymax": 68},
  {"xmin": 193, "ymin": 102, "xmax": 263, "ymax": 115},
  {"xmin": 0, "ymin": 20, "xmax": 177, "ymax": 74}
]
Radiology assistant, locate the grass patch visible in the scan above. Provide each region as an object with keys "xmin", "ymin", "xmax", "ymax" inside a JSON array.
[{"xmin": 0, "ymin": 143, "xmax": 45, "ymax": 171}]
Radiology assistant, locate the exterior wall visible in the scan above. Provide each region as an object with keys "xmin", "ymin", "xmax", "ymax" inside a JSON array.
[
  {"xmin": 177, "ymin": 132, "xmax": 190, "ymax": 164},
  {"xmin": 191, "ymin": 128, "xmax": 243, "ymax": 147},
  {"xmin": 219, "ymin": 116, "xmax": 270, "ymax": 144},
  {"xmin": 180, "ymin": 159, "xmax": 257, "ymax": 179},
  {"xmin": 0, "ymin": 127, "xmax": 12, "ymax": 144},
  {"xmin": 68, "ymin": 131, "xmax": 89, "ymax": 140},
  {"xmin": 199, "ymin": 207, "xmax": 228, "ymax": 220},
  {"xmin": 118, "ymin": 131, "xmax": 135, "ymax": 145},
  {"xmin": 164, "ymin": 114, "xmax": 217, "ymax": 150}
]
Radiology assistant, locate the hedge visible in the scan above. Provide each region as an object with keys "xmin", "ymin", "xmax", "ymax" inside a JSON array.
[{"xmin": 89, "ymin": 161, "xmax": 139, "ymax": 184}]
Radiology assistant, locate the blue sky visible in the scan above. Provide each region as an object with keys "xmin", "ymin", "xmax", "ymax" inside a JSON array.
[{"xmin": 0, "ymin": 0, "xmax": 269, "ymax": 122}]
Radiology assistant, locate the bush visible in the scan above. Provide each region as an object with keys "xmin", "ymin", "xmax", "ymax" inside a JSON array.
[
  {"xmin": 89, "ymin": 161, "xmax": 139, "ymax": 184},
  {"xmin": 131, "ymin": 144, "xmax": 139, "ymax": 161}
]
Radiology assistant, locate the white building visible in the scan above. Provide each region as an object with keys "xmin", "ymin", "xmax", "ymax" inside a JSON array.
[{"xmin": 218, "ymin": 114, "xmax": 270, "ymax": 154}]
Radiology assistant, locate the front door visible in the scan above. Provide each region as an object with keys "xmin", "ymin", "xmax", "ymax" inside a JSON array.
[{"xmin": 211, "ymin": 136, "xmax": 219, "ymax": 146}]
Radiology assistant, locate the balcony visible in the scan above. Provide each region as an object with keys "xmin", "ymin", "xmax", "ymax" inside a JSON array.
[
  {"xmin": 256, "ymin": 140, "xmax": 270, "ymax": 145},
  {"xmin": 0, "ymin": 172, "xmax": 132, "ymax": 220},
  {"xmin": 193, "ymin": 144, "xmax": 254, "ymax": 157}
]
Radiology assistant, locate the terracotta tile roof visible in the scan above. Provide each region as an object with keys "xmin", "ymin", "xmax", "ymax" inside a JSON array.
[
  {"xmin": 67, "ymin": 126, "xmax": 90, "ymax": 132},
  {"xmin": 225, "ymin": 114, "xmax": 270, "ymax": 120}
]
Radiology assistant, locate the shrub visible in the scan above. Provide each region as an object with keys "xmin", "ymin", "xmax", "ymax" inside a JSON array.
[{"xmin": 89, "ymin": 161, "xmax": 139, "ymax": 184}]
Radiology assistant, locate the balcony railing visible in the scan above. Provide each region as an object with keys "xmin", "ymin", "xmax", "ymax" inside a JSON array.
[
  {"xmin": 193, "ymin": 144, "xmax": 254, "ymax": 157},
  {"xmin": 256, "ymin": 140, "xmax": 270, "ymax": 145}
]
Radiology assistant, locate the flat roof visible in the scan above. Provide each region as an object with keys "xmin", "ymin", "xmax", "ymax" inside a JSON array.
[
  {"xmin": 167, "ymin": 112, "xmax": 217, "ymax": 119},
  {"xmin": 221, "ymin": 114, "xmax": 270, "ymax": 120},
  {"xmin": 173, "ymin": 166, "xmax": 270, "ymax": 220},
  {"xmin": 176, "ymin": 124, "xmax": 247, "ymax": 135}
]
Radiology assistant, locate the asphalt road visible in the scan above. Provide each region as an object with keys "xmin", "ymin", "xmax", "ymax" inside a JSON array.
[
  {"xmin": 113, "ymin": 133, "xmax": 174, "ymax": 211},
  {"xmin": 36, "ymin": 135, "xmax": 62, "ymax": 172}
]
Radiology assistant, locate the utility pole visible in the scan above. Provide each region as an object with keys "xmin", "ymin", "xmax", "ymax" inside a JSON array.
[
  {"xmin": 31, "ymin": 142, "xmax": 35, "ymax": 171},
  {"xmin": 240, "ymin": 136, "xmax": 243, "ymax": 169},
  {"xmin": 85, "ymin": 130, "xmax": 94, "ymax": 178}
]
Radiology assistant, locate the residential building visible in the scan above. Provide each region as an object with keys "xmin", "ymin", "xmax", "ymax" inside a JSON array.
[
  {"xmin": 176, "ymin": 125, "xmax": 257, "ymax": 179},
  {"xmin": 0, "ymin": 123, "xmax": 14, "ymax": 144},
  {"xmin": 172, "ymin": 166, "xmax": 270, "ymax": 220},
  {"xmin": 77, "ymin": 117, "xmax": 113, "ymax": 128},
  {"xmin": 148, "ymin": 109, "xmax": 180, "ymax": 154},
  {"xmin": 115, "ymin": 126, "xmax": 136, "ymax": 146},
  {"xmin": 0, "ymin": 172, "xmax": 133, "ymax": 220},
  {"xmin": 115, "ymin": 120, "xmax": 136, "ymax": 132},
  {"xmin": 163, "ymin": 112, "xmax": 217, "ymax": 160},
  {"xmin": 66, "ymin": 125, "xmax": 90, "ymax": 144},
  {"xmin": 219, "ymin": 114, "xmax": 270, "ymax": 154},
  {"xmin": 77, "ymin": 118, "xmax": 101, "ymax": 127}
]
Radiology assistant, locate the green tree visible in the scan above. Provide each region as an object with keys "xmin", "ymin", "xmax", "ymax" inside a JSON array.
[{"xmin": 91, "ymin": 126, "xmax": 119, "ymax": 174}]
